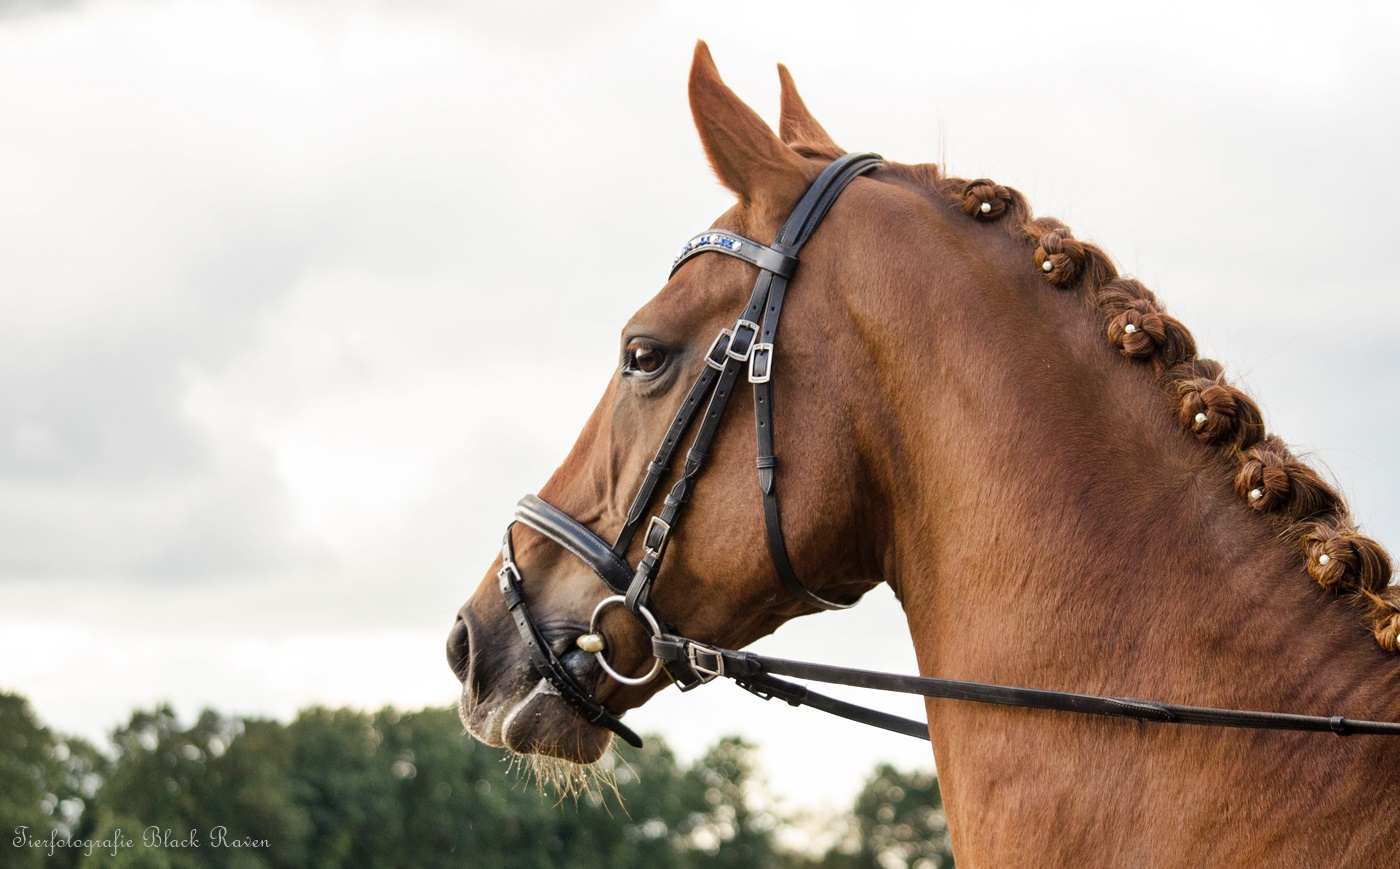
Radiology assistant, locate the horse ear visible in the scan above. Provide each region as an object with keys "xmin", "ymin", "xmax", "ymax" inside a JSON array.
[
  {"xmin": 777, "ymin": 64, "xmax": 843, "ymax": 159},
  {"xmin": 689, "ymin": 41, "xmax": 809, "ymax": 213}
]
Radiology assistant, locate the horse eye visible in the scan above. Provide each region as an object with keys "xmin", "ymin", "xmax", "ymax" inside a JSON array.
[{"xmin": 623, "ymin": 341, "xmax": 666, "ymax": 376}]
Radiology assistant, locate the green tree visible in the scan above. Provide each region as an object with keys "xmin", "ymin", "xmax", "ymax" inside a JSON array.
[
  {"xmin": 83, "ymin": 705, "xmax": 253, "ymax": 869},
  {"xmin": 824, "ymin": 763, "xmax": 953, "ymax": 869},
  {"xmin": 4, "ymin": 692, "xmax": 816, "ymax": 868},
  {"xmin": 676, "ymin": 736, "xmax": 781, "ymax": 868},
  {"xmin": 0, "ymin": 691, "xmax": 107, "ymax": 869}
]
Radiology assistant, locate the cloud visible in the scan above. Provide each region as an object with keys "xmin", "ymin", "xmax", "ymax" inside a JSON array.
[{"xmin": 0, "ymin": 0, "xmax": 85, "ymax": 19}]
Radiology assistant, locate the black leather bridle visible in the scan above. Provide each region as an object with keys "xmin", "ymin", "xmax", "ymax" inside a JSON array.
[
  {"xmin": 494, "ymin": 152, "xmax": 1400, "ymax": 749},
  {"xmin": 498, "ymin": 152, "xmax": 881, "ymax": 747}
]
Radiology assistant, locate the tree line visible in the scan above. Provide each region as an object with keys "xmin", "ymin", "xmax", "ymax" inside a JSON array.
[{"xmin": 0, "ymin": 691, "xmax": 952, "ymax": 868}]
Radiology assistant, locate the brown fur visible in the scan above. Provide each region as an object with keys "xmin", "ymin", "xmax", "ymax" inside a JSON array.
[{"xmin": 451, "ymin": 42, "xmax": 1400, "ymax": 865}]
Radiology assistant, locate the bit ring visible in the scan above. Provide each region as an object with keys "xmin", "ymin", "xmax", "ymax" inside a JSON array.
[{"xmin": 586, "ymin": 595, "xmax": 663, "ymax": 686}]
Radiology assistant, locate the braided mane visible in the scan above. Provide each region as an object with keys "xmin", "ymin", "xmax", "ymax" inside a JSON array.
[{"xmin": 897, "ymin": 166, "xmax": 1398, "ymax": 652}]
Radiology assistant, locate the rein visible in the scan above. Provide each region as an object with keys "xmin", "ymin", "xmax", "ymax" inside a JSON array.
[
  {"xmin": 496, "ymin": 152, "xmax": 1400, "ymax": 748},
  {"xmin": 650, "ymin": 638, "xmax": 1400, "ymax": 739}
]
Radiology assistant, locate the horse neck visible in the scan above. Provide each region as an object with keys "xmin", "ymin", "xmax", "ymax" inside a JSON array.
[
  {"xmin": 866, "ymin": 264, "xmax": 1400, "ymax": 723},
  {"xmin": 852, "ymin": 256, "xmax": 1400, "ymax": 860}
]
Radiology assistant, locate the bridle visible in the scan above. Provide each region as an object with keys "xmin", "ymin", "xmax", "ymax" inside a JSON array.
[
  {"xmin": 497, "ymin": 152, "xmax": 880, "ymax": 747},
  {"xmin": 494, "ymin": 153, "xmax": 1400, "ymax": 749}
]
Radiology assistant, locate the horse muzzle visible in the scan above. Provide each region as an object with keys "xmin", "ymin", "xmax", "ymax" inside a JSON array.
[{"xmin": 447, "ymin": 595, "xmax": 622, "ymax": 762}]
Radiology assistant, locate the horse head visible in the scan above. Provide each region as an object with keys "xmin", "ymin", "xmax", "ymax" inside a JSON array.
[
  {"xmin": 446, "ymin": 43, "xmax": 932, "ymax": 761},
  {"xmin": 447, "ymin": 50, "xmax": 1399, "ymax": 863}
]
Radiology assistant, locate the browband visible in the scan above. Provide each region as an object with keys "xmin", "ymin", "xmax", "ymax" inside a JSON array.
[{"xmin": 670, "ymin": 230, "xmax": 799, "ymax": 278}]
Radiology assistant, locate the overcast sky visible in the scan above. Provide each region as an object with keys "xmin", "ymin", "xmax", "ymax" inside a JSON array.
[{"xmin": 2, "ymin": 0, "xmax": 1397, "ymax": 827}]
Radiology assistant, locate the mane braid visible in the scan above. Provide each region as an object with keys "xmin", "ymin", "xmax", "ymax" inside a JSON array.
[{"xmin": 906, "ymin": 166, "xmax": 1399, "ymax": 652}]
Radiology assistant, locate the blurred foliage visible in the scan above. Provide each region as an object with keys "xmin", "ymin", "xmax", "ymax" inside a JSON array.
[
  {"xmin": 842, "ymin": 764, "xmax": 953, "ymax": 869},
  {"xmin": 1, "ymin": 691, "xmax": 108, "ymax": 869},
  {"xmin": 0, "ymin": 691, "xmax": 951, "ymax": 868}
]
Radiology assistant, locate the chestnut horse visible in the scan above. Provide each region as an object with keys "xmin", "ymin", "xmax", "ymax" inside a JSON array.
[{"xmin": 448, "ymin": 43, "xmax": 1400, "ymax": 864}]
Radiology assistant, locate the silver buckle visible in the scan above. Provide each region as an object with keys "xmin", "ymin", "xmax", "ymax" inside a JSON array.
[
  {"xmin": 642, "ymin": 515, "xmax": 671, "ymax": 559},
  {"xmin": 705, "ymin": 328, "xmax": 734, "ymax": 371},
  {"xmin": 686, "ymin": 643, "xmax": 725, "ymax": 681},
  {"xmin": 748, "ymin": 343, "xmax": 773, "ymax": 383},
  {"xmin": 726, "ymin": 320, "xmax": 760, "ymax": 361}
]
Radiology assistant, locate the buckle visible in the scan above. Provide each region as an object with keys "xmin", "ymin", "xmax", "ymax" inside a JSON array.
[
  {"xmin": 748, "ymin": 343, "xmax": 773, "ymax": 383},
  {"xmin": 686, "ymin": 643, "xmax": 725, "ymax": 682},
  {"xmin": 726, "ymin": 320, "xmax": 760, "ymax": 361},
  {"xmin": 642, "ymin": 516, "xmax": 671, "ymax": 559},
  {"xmin": 705, "ymin": 329, "xmax": 734, "ymax": 370}
]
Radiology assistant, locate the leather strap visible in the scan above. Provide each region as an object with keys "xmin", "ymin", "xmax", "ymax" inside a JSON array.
[
  {"xmin": 626, "ymin": 153, "xmax": 883, "ymax": 614},
  {"xmin": 612, "ymin": 330, "xmax": 730, "ymax": 557},
  {"xmin": 670, "ymin": 230, "xmax": 799, "ymax": 279},
  {"xmin": 652, "ymin": 636, "xmax": 1400, "ymax": 739},
  {"xmin": 735, "ymin": 670, "xmax": 932, "ymax": 740},
  {"xmin": 624, "ymin": 341, "xmax": 752, "ymax": 613},
  {"xmin": 489, "ymin": 154, "xmax": 886, "ymax": 736},
  {"xmin": 748, "ymin": 153, "xmax": 883, "ymax": 610},
  {"xmin": 497, "ymin": 525, "xmax": 642, "ymax": 747},
  {"xmin": 516, "ymin": 495, "xmax": 633, "ymax": 596}
]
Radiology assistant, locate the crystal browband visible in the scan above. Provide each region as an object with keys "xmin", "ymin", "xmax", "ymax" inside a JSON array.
[{"xmin": 669, "ymin": 230, "xmax": 799, "ymax": 279}]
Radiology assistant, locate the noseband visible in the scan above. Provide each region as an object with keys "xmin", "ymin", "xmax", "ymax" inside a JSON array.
[
  {"xmin": 492, "ymin": 153, "xmax": 1400, "ymax": 748},
  {"xmin": 497, "ymin": 153, "xmax": 882, "ymax": 747}
]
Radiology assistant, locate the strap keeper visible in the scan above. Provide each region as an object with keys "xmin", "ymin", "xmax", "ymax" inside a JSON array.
[
  {"xmin": 756, "ymin": 456, "xmax": 777, "ymax": 470},
  {"xmin": 754, "ymin": 248, "xmax": 799, "ymax": 277},
  {"xmin": 651, "ymin": 635, "xmax": 686, "ymax": 662},
  {"xmin": 498, "ymin": 576, "xmax": 522, "ymax": 609},
  {"xmin": 1330, "ymin": 715, "xmax": 1350, "ymax": 735},
  {"xmin": 683, "ymin": 449, "xmax": 707, "ymax": 476},
  {"xmin": 625, "ymin": 558, "xmax": 656, "ymax": 613}
]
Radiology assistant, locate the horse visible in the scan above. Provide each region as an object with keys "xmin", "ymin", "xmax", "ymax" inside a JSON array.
[{"xmin": 447, "ymin": 41, "xmax": 1400, "ymax": 865}]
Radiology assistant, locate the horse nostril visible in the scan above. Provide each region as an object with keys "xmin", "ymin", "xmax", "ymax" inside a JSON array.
[{"xmin": 447, "ymin": 616, "xmax": 471, "ymax": 681}]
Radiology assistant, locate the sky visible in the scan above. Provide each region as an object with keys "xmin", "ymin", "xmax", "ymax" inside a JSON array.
[{"xmin": 2, "ymin": 0, "xmax": 1398, "ymax": 829}]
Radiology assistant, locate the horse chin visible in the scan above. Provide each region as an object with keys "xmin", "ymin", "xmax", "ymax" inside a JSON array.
[
  {"xmin": 502, "ymin": 679, "xmax": 613, "ymax": 763},
  {"xmin": 461, "ymin": 677, "xmax": 612, "ymax": 765}
]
